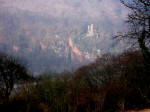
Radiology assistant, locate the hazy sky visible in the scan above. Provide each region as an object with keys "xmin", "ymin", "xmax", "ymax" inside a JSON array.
[{"xmin": 0, "ymin": 0, "xmax": 128, "ymax": 20}]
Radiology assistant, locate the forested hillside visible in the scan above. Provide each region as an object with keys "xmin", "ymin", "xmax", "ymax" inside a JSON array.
[{"xmin": 0, "ymin": 4, "xmax": 126, "ymax": 74}]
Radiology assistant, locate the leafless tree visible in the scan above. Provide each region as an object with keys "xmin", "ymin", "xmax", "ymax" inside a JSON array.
[
  {"xmin": 118, "ymin": 0, "xmax": 150, "ymax": 72},
  {"xmin": 0, "ymin": 54, "xmax": 31, "ymax": 103}
]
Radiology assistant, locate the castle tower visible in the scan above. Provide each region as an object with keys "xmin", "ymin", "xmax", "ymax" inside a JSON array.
[
  {"xmin": 87, "ymin": 24, "xmax": 94, "ymax": 37},
  {"xmin": 90, "ymin": 24, "xmax": 94, "ymax": 34}
]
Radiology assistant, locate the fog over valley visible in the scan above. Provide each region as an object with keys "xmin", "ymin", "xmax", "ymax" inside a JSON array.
[{"xmin": 0, "ymin": 0, "xmax": 128, "ymax": 74}]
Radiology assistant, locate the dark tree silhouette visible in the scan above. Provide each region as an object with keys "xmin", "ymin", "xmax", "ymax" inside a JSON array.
[
  {"xmin": 118, "ymin": 0, "xmax": 150, "ymax": 70},
  {"xmin": 0, "ymin": 53, "xmax": 31, "ymax": 103}
]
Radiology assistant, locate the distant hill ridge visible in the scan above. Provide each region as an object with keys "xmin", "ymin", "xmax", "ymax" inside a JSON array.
[{"xmin": 0, "ymin": 5, "xmax": 127, "ymax": 74}]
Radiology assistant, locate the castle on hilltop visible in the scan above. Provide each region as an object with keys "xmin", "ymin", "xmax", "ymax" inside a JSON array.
[
  {"xmin": 87, "ymin": 24, "xmax": 94, "ymax": 37},
  {"xmin": 87, "ymin": 24, "xmax": 100, "ymax": 38}
]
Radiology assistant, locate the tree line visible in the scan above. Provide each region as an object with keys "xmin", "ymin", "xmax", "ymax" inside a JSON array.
[{"xmin": 0, "ymin": 0, "xmax": 149, "ymax": 112}]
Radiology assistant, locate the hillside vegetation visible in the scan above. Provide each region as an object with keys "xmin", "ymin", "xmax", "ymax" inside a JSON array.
[{"xmin": 0, "ymin": 50, "xmax": 150, "ymax": 112}]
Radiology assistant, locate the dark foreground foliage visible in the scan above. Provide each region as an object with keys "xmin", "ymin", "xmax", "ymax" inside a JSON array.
[
  {"xmin": 0, "ymin": 53, "xmax": 32, "ymax": 104},
  {"xmin": 0, "ymin": 50, "xmax": 150, "ymax": 112}
]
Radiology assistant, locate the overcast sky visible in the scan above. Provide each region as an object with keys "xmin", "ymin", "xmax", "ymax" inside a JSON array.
[{"xmin": 0, "ymin": 0, "xmax": 128, "ymax": 20}]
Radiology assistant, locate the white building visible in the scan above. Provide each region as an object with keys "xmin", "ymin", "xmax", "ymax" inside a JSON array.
[{"xmin": 87, "ymin": 24, "xmax": 94, "ymax": 37}]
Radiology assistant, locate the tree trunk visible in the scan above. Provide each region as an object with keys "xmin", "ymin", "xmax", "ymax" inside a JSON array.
[
  {"xmin": 138, "ymin": 30, "xmax": 150, "ymax": 72},
  {"xmin": 121, "ymin": 100, "xmax": 125, "ymax": 112}
]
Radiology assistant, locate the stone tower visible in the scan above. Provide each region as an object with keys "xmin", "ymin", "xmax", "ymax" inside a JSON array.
[{"xmin": 87, "ymin": 24, "xmax": 94, "ymax": 37}]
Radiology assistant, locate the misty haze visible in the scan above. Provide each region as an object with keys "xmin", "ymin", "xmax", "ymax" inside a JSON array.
[{"xmin": 0, "ymin": 0, "xmax": 150, "ymax": 112}]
